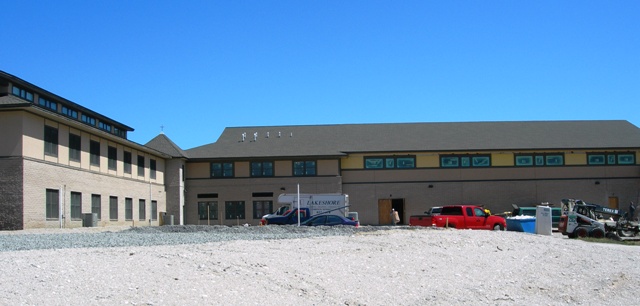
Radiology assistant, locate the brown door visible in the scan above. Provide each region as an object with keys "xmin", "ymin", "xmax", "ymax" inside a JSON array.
[
  {"xmin": 608, "ymin": 197, "xmax": 619, "ymax": 210},
  {"xmin": 378, "ymin": 199, "xmax": 392, "ymax": 225}
]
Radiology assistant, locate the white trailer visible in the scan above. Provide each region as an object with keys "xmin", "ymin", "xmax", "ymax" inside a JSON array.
[{"xmin": 276, "ymin": 193, "xmax": 349, "ymax": 217}]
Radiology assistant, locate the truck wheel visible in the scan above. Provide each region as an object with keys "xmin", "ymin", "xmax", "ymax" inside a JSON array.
[
  {"xmin": 493, "ymin": 224, "xmax": 504, "ymax": 231},
  {"xmin": 590, "ymin": 228, "xmax": 605, "ymax": 239},
  {"xmin": 574, "ymin": 227, "xmax": 589, "ymax": 238}
]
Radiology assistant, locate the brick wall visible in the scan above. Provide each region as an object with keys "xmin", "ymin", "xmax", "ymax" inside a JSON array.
[
  {"xmin": 0, "ymin": 157, "xmax": 24, "ymax": 230},
  {"xmin": 22, "ymin": 158, "xmax": 166, "ymax": 229}
]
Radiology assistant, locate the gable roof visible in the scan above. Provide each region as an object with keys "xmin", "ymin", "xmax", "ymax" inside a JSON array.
[
  {"xmin": 145, "ymin": 133, "xmax": 189, "ymax": 158},
  {"xmin": 186, "ymin": 120, "xmax": 640, "ymax": 159},
  {"xmin": 0, "ymin": 95, "xmax": 31, "ymax": 107}
]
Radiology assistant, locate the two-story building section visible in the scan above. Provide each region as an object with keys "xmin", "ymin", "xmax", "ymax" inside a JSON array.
[
  {"xmin": 184, "ymin": 123, "xmax": 640, "ymax": 226},
  {"xmin": 0, "ymin": 71, "xmax": 170, "ymax": 230},
  {"xmin": 2, "ymin": 70, "xmax": 640, "ymax": 229}
]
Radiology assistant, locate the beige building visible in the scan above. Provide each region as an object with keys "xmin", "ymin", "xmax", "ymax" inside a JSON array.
[
  {"xmin": 183, "ymin": 123, "xmax": 640, "ymax": 226},
  {"xmin": 2, "ymin": 70, "xmax": 640, "ymax": 229},
  {"xmin": 0, "ymin": 71, "xmax": 170, "ymax": 230}
]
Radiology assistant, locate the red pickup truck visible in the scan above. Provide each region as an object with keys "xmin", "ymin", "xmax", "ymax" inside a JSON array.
[{"xmin": 409, "ymin": 205, "xmax": 506, "ymax": 230}]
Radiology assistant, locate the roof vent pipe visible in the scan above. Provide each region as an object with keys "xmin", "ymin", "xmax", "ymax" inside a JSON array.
[
  {"xmin": 266, "ymin": 132, "xmax": 270, "ymax": 138},
  {"xmin": 242, "ymin": 132, "xmax": 246, "ymax": 142},
  {"xmin": 290, "ymin": 132, "xmax": 293, "ymax": 137},
  {"xmin": 253, "ymin": 132, "xmax": 258, "ymax": 141},
  {"xmin": 278, "ymin": 131, "xmax": 281, "ymax": 138}
]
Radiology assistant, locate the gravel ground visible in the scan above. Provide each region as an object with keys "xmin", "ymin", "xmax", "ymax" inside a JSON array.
[{"xmin": 0, "ymin": 225, "xmax": 639, "ymax": 305}]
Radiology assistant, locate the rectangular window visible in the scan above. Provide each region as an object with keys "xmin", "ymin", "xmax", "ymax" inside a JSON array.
[
  {"xmin": 546, "ymin": 155, "xmax": 564, "ymax": 166},
  {"xmin": 108, "ymin": 146, "xmax": 117, "ymax": 170},
  {"xmin": 70, "ymin": 192, "xmax": 82, "ymax": 220},
  {"xmin": 210, "ymin": 162, "xmax": 234, "ymax": 178},
  {"xmin": 12, "ymin": 85, "xmax": 34, "ymax": 101},
  {"xmin": 125, "ymin": 198, "xmax": 133, "ymax": 220},
  {"xmin": 45, "ymin": 189, "xmax": 59, "ymax": 219},
  {"xmin": 124, "ymin": 151, "xmax": 132, "ymax": 174},
  {"xmin": 44, "ymin": 125, "xmax": 58, "ymax": 156},
  {"xmin": 61, "ymin": 105, "xmax": 78, "ymax": 119},
  {"xmin": 618, "ymin": 154, "xmax": 635, "ymax": 165},
  {"xmin": 364, "ymin": 158, "xmax": 384, "ymax": 169},
  {"xmin": 150, "ymin": 159, "xmax": 156, "ymax": 179},
  {"xmin": 587, "ymin": 154, "xmax": 605, "ymax": 165},
  {"xmin": 98, "ymin": 121, "xmax": 112, "ymax": 132},
  {"xmin": 225, "ymin": 201, "xmax": 245, "ymax": 219},
  {"xmin": 151, "ymin": 200, "xmax": 157, "ymax": 221},
  {"xmin": 251, "ymin": 161, "xmax": 274, "ymax": 177},
  {"xmin": 293, "ymin": 160, "xmax": 316, "ymax": 176},
  {"xmin": 440, "ymin": 156, "xmax": 459, "ymax": 168},
  {"xmin": 91, "ymin": 194, "xmax": 101, "ymax": 220},
  {"xmin": 253, "ymin": 201, "xmax": 273, "ymax": 219},
  {"xmin": 138, "ymin": 155, "xmax": 145, "ymax": 176},
  {"xmin": 109, "ymin": 196, "xmax": 118, "ymax": 221},
  {"xmin": 471, "ymin": 156, "xmax": 491, "ymax": 167},
  {"xmin": 38, "ymin": 97, "xmax": 58, "ymax": 111},
  {"xmin": 139, "ymin": 199, "xmax": 146, "ymax": 221},
  {"xmin": 515, "ymin": 155, "xmax": 533, "ymax": 166},
  {"xmin": 90, "ymin": 140, "xmax": 100, "ymax": 166},
  {"xmin": 396, "ymin": 157, "xmax": 416, "ymax": 168},
  {"xmin": 69, "ymin": 133, "xmax": 81, "ymax": 162},
  {"xmin": 81, "ymin": 114, "xmax": 96, "ymax": 126},
  {"xmin": 198, "ymin": 201, "xmax": 218, "ymax": 220}
]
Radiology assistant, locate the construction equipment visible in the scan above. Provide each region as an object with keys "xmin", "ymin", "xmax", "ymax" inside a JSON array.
[{"xmin": 558, "ymin": 198, "xmax": 640, "ymax": 240}]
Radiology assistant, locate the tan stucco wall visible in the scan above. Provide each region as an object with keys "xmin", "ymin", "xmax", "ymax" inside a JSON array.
[
  {"xmin": 317, "ymin": 159, "xmax": 339, "ymax": 176},
  {"xmin": 491, "ymin": 152, "xmax": 513, "ymax": 166},
  {"xmin": 0, "ymin": 111, "xmax": 24, "ymax": 156},
  {"xmin": 565, "ymin": 153, "xmax": 586, "ymax": 165},
  {"xmin": 186, "ymin": 162, "xmax": 210, "ymax": 178}
]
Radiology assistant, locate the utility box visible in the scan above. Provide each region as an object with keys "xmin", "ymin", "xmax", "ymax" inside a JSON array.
[
  {"xmin": 161, "ymin": 213, "xmax": 174, "ymax": 226},
  {"xmin": 535, "ymin": 206, "xmax": 553, "ymax": 235},
  {"xmin": 82, "ymin": 213, "xmax": 97, "ymax": 227}
]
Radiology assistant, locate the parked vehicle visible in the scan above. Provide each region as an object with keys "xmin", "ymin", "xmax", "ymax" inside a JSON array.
[
  {"xmin": 511, "ymin": 204, "xmax": 562, "ymax": 228},
  {"xmin": 425, "ymin": 206, "xmax": 442, "ymax": 216},
  {"xmin": 410, "ymin": 205, "xmax": 506, "ymax": 230},
  {"xmin": 300, "ymin": 214, "xmax": 358, "ymax": 227},
  {"xmin": 261, "ymin": 193, "xmax": 351, "ymax": 225},
  {"xmin": 407, "ymin": 206, "xmax": 441, "ymax": 226},
  {"xmin": 558, "ymin": 198, "xmax": 640, "ymax": 239}
]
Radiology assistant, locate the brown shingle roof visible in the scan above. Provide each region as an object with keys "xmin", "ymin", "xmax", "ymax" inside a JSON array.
[
  {"xmin": 145, "ymin": 133, "xmax": 189, "ymax": 158},
  {"xmin": 186, "ymin": 120, "xmax": 640, "ymax": 159}
]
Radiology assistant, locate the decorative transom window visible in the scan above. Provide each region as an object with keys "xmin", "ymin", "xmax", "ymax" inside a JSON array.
[
  {"xmin": 514, "ymin": 153, "xmax": 564, "ymax": 166},
  {"xmin": 440, "ymin": 155, "xmax": 491, "ymax": 168},
  {"xmin": 364, "ymin": 156, "xmax": 416, "ymax": 169},
  {"xmin": 587, "ymin": 152, "xmax": 635, "ymax": 166}
]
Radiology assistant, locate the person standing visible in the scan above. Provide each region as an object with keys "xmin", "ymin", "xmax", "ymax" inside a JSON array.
[{"xmin": 391, "ymin": 208, "xmax": 400, "ymax": 225}]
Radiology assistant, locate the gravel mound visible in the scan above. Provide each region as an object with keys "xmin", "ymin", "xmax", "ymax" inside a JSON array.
[
  {"xmin": 0, "ymin": 225, "xmax": 384, "ymax": 252},
  {"xmin": 0, "ymin": 226, "xmax": 638, "ymax": 305}
]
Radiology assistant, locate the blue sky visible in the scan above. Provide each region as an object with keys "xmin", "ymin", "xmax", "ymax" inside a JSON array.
[{"xmin": 2, "ymin": 1, "xmax": 638, "ymax": 150}]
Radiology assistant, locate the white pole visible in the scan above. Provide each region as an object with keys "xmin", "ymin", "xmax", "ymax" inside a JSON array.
[
  {"xmin": 297, "ymin": 184, "xmax": 300, "ymax": 226},
  {"xmin": 59, "ymin": 185, "xmax": 64, "ymax": 229}
]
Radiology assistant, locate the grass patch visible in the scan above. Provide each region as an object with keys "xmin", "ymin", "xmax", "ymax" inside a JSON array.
[{"xmin": 580, "ymin": 237, "xmax": 640, "ymax": 246}]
